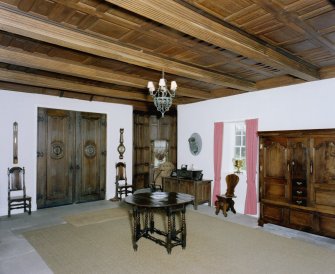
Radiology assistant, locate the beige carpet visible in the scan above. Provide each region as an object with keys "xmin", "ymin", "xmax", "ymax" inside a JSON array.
[
  {"xmin": 23, "ymin": 209, "xmax": 335, "ymax": 274},
  {"xmin": 63, "ymin": 207, "xmax": 129, "ymax": 227}
]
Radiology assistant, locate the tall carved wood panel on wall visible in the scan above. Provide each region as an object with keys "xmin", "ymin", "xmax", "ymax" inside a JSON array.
[
  {"xmin": 133, "ymin": 113, "xmax": 177, "ymax": 189},
  {"xmin": 37, "ymin": 108, "xmax": 106, "ymax": 208},
  {"xmin": 133, "ymin": 114, "xmax": 150, "ymax": 189}
]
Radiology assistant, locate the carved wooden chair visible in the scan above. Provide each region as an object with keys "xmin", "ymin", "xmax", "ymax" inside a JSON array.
[
  {"xmin": 114, "ymin": 162, "xmax": 132, "ymax": 200},
  {"xmin": 151, "ymin": 161, "xmax": 175, "ymax": 191},
  {"xmin": 8, "ymin": 167, "xmax": 31, "ymax": 217},
  {"xmin": 215, "ymin": 173, "xmax": 239, "ymax": 217}
]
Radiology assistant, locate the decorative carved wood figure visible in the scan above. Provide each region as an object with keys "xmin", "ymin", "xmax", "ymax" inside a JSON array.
[{"xmin": 13, "ymin": 121, "xmax": 18, "ymax": 164}]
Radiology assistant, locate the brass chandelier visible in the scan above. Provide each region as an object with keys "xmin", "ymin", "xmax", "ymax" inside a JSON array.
[{"xmin": 147, "ymin": 70, "xmax": 177, "ymax": 117}]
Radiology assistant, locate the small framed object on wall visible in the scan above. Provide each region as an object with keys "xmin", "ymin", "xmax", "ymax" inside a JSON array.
[
  {"xmin": 117, "ymin": 128, "xmax": 126, "ymax": 159},
  {"xmin": 13, "ymin": 121, "xmax": 18, "ymax": 164},
  {"xmin": 188, "ymin": 132, "xmax": 202, "ymax": 156}
]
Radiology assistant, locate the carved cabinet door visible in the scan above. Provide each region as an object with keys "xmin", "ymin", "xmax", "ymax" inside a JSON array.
[
  {"xmin": 310, "ymin": 136, "xmax": 335, "ymax": 208},
  {"xmin": 259, "ymin": 136, "xmax": 289, "ymax": 202},
  {"xmin": 310, "ymin": 137, "xmax": 335, "ymax": 184},
  {"xmin": 37, "ymin": 108, "xmax": 106, "ymax": 208},
  {"xmin": 288, "ymin": 138, "xmax": 309, "ymax": 207}
]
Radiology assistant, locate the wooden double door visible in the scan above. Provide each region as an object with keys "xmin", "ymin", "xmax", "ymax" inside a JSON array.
[{"xmin": 37, "ymin": 108, "xmax": 106, "ymax": 208}]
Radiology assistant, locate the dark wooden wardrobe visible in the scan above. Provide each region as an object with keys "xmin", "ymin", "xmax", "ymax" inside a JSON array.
[{"xmin": 259, "ymin": 129, "xmax": 335, "ymax": 238}]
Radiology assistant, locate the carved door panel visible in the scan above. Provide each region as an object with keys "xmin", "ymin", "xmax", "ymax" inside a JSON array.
[
  {"xmin": 288, "ymin": 138, "xmax": 308, "ymax": 181},
  {"xmin": 310, "ymin": 137, "xmax": 335, "ymax": 207},
  {"xmin": 75, "ymin": 112, "xmax": 106, "ymax": 203},
  {"xmin": 260, "ymin": 137, "xmax": 289, "ymax": 202},
  {"xmin": 37, "ymin": 108, "xmax": 106, "ymax": 208},
  {"xmin": 37, "ymin": 108, "xmax": 75, "ymax": 208},
  {"xmin": 311, "ymin": 137, "xmax": 335, "ymax": 184},
  {"xmin": 288, "ymin": 138, "xmax": 308, "ymax": 206}
]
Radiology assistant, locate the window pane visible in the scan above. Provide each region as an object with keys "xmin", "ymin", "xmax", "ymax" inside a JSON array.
[
  {"xmin": 235, "ymin": 136, "xmax": 241, "ymax": 146},
  {"xmin": 234, "ymin": 123, "xmax": 246, "ymax": 167},
  {"xmin": 236, "ymin": 124, "xmax": 243, "ymax": 130},
  {"xmin": 235, "ymin": 147, "xmax": 240, "ymax": 158}
]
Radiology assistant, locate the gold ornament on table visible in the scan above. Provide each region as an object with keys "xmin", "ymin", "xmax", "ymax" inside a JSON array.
[{"xmin": 233, "ymin": 158, "xmax": 244, "ymax": 173}]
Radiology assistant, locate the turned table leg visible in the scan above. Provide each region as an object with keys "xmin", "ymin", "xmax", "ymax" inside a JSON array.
[
  {"xmin": 132, "ymin": 207, "xmax": 140, "ymax": 251},
  {"xmin": 167, "ymin": 209, "xmax": 172, "ymax": 254},
  {"xmin": 181, "ymin": 207, "xmax": 187, "ymax": 249}
]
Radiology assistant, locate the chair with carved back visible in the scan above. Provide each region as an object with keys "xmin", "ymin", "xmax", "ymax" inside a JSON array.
[
  {"xmin": 151, "ymin": 161, "xmax": 175, "ymax": 191},
  {"xmin": 8, "ymin": 167, "xmax": 31, "ymax": 217},
  {"xmin": 215, "ymin": 173, "xmax": 239, "ymax": 217},
  {"xmin": 115, "ymin": 162, "xmax": 132, "ymax": 200}
]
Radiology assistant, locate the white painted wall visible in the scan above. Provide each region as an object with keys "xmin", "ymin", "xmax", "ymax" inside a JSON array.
[
  {"xmin": 0, "ymin": 89, "xmax": 133, "ymax": 216},
  {"xmin": 178, "ymin": 78, "xmax": 335, "ymax": 216}
]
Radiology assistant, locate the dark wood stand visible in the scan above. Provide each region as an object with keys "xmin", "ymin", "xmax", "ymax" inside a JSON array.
[
  {"xmin": 162, "ymin": 177, "xmax": 212, "ymax": 209},
  {"xmin": 124, "ymin": 192, "xmax": 194, "ymax": 254}
]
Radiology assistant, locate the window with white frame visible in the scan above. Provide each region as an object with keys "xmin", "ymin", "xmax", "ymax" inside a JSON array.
[{"xmin": 234, "ymin": 123, "xmax": 246, "ymax": 169}]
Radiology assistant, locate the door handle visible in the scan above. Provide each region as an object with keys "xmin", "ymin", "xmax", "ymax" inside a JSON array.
[{"xmin": 76, "ymin": 165, "xmax": 80, "ymax": 170}]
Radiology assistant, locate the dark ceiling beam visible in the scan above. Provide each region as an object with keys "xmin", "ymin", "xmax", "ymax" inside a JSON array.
[
  {"xmin": 256, "ymin": 75, "xmax": 305, "ymax": 90},
  {"xmin": 0, "ymin": 6, "xmax": 255, "ymax": 91},
  {"xmin": 210, "ymin": 88, "xmax": 245, "ymax": 98},
  {"xmin": 0, "ymin": 80, "xmax": 150, "ymax": 111},
  {"xmin": 0, "ymin": 47, "xmax": 212, "ymax": 99},
  {"xmin": 106, "ymin": 0, "xmax": 319, "ymax": 81},
  {"xmin": 0, "ymin": 66, "xmax": 203, "ymax": 106},
  {"xmin": 320, "ymin": 66, "xmax": 335, "ymax": 79},
  {"xmin": 252, "ymin": 0, "xmax": 335, "ymax": 53},
  {"xmin": 0, "ymin": 68, "xmax": 150, "ymax": 101}
]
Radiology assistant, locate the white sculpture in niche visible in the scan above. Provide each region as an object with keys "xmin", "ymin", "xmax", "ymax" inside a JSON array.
[{"xmin": 188, "ymin": 133, "xmax": 202, "ymax": 156}]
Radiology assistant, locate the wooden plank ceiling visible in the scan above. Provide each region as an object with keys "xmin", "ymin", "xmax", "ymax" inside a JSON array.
[{"xmin": 0, "ymin": 0, "xmax": 335, "ymax": 112}]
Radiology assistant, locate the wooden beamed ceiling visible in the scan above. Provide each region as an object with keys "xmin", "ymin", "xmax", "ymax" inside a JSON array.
[{"xmin": 0, "ymin": 0, "xmax": 335, "ymax": 111}]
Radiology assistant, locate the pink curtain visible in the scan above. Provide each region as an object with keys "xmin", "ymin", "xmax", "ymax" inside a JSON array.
[
  {"xmin": 244, "ymin": 119, "xmax": 259, "ymax": 215},
  {"xmin": 213, "ymin": 122, "xmax": 224, "ymax": 203}
]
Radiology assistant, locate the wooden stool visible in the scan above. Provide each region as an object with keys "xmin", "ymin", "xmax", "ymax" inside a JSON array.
[{"xmin": 215, "ymin": 194, "xmax": 236, "ymax": 217}]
